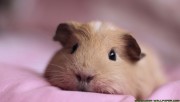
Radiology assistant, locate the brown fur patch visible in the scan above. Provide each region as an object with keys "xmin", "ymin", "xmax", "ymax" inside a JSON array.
[{"xmin": 122, "ymin": 34, "xmax": 145, "ymax": 62}]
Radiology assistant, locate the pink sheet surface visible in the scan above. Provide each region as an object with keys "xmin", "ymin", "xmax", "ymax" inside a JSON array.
[
  {"xmin": 1, "ymin": 64, "xmax": 180, "ymax": 102},
  {"xmin": 0, "ymin": 63, "xmax": 134, "ymax": 102}
]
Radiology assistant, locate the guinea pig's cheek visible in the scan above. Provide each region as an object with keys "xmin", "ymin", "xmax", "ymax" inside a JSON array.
[
  {"xmin": 87, "ymin": 80, "xmax": 107, "ymax": 93},
  {"xmin": 88, "ymin": 79, "xmax": 123, "ymax": 94},
  {"xmin": 52, "ymin": 75, "xmax": 78, "ymax": 91}
]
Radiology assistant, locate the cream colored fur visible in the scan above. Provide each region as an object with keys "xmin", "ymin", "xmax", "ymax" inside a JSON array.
[{"xmin": 44, "ymin": 21, "xmax": 166, "ymax": 99}]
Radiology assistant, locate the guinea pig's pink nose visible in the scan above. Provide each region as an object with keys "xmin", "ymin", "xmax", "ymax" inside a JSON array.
[{"xmin": 75, "ymin": 74, "xmax": 94, "ymax": 83}]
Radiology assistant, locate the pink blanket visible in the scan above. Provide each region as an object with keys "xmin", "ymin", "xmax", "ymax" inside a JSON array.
[
  {"xmin": 0, "ymin": 63, "xmax": 134, "ymax": 102},
  {"xmin": 0, "ymin": 63, "xmax": 180, "ymax": 102}
]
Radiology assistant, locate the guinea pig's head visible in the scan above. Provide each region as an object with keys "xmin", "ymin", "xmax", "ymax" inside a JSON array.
[{"xmin": 44, "ymin": 21, "xmax": 145, "ymax": 97}]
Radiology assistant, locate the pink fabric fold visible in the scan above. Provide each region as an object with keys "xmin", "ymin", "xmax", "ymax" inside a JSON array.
[{"xmin": 1, "ymin": 63, "xmax": 180, "ymax": 102}]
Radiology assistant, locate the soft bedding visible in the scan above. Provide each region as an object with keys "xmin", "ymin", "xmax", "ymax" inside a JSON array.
[
  {"xmin": 0, "ymin": 63, "xmax": 180, "ymax": 102},
  {"xmin": 0, "ymin": 63, "xmax": 135, "ymax": 102}
]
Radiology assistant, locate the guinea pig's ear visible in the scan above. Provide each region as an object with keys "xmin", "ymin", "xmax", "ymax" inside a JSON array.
[
  {"xmin": 53, "ymin": 23, "xmax": 74, "ymax": 46},
  {"xmin": 123, "ymin": 34, "xmax": 145, "ymax": 62}
]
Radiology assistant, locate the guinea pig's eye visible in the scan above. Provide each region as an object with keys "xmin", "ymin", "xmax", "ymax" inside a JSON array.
[
  {"xmin": 108, "ymin": 49, "xmax": 116, "ymax": 61},
  {"xmin": 71, "ymin": 43, "xmax": 78, "ymax": 54}
]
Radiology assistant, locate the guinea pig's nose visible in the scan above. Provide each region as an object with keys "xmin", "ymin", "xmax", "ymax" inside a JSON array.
[{"xmin": 75, "ymin": 74, "xmax": 94, "ymax": 83}]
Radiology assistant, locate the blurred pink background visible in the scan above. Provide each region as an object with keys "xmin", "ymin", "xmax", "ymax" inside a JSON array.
[{"xmin": 0, "ymin": 0, "xmax": 180, "ymax": 72}]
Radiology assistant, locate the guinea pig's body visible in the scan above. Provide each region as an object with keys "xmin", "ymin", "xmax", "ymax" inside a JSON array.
[{"xmin": 44, "ymin": 21, "xmax": 166, "ymax": 99}]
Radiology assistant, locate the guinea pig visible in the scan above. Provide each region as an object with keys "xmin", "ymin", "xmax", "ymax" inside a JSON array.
[{"xmin": 44, "ymin": 21, "xmax": 166, "ymax": 99}]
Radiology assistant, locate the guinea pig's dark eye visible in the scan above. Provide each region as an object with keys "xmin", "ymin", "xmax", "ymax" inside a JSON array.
[
  {"xmin": 108, "ymin": 49, "xmax": 116, "ymax": 61},
  {"xmin": 71, "ymin": 43, "xmax": 78, "ymax": 54}
]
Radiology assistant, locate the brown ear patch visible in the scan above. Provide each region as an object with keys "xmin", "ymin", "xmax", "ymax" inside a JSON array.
[
  {"xmin": 123, "ymin": 34, "xmax": 145, "ymax": 62},
  {"xmin": 54, "ymin": 23, "xmax": 73, "ymax": 46}
]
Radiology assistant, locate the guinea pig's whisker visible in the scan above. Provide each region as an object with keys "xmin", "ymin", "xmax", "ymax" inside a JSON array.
[
  {"xmin": 46, "ymin": 70, "xmax": 63, "ymax": 74},
  {"xmin": 46, "ymin": 74, "xmax": 63, "ymax": 78},
  {"xmin": 49, "ymin": 64, "xmax": 64, "ymax": 69},
  {"xmin": 62, "ymin": 55, "xmax": 72, "ymax": 62},
  {"xmin": 65, "ymin": 57, "xmax": 79, "ymax": 68},
  {"xmin": 52, "ymin": 76, "xmax": 65, "ymax": 79},
  {"xmin": 62, "ymin": 54, "xmax": 77, "ymax": 66}
]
